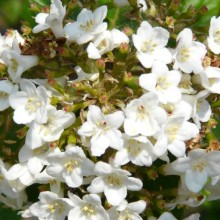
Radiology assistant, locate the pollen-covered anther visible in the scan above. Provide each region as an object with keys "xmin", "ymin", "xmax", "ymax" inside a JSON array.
[
  {"xmin": 106, "ymin": 175, "xmax": 122, "ymax": 187},
  {"xmin": 64, "ymin": 160, "xmax": 78, "ymax": 173},
  {"xmin": 82, "ymin": 204, "xmax": 95, "ymax": 217}
]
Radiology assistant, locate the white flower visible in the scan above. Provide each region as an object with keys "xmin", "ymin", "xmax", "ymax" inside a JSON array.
[
  {"xmin": 0, "ymin": 159, "xmax": 27, "ymax": 209},
  {"xmin": 33, "ymin": 0, "xmax": 66, "ymax": 38},
  {"xmin": 0, "ymin": 80, "xmax": 18, "ymax": 111},
  {"xmin": 46, "ymin": 145, "xmax": 94, "ymax": 187},
  {"xmin": 2, "ymin": 40, "xmax": 38, "ymax": 83},
  {"xmin": 0, "ymin": 30, "xmax": 24, "ymax": 63},
  {"xmin": 183, "ymin": 90, "xmax": 211, "ymax": 128},
  {"xmin": 132, "ymin": 21, "xmax": 172, "ymax": 68},
  {"xmin": 173, "ymin": 28, "xmax": 207, "ymax": 74},
  {"xmin": 161, "ymin": 100, "xmax": 192, "ymax": 121},
  {"xmin": 139, "ymin": 62, "xmax": 182, "ymax": 104},
  {"xmin": 174, "ymin": 182, "xmax": 206, "ymax": 207},
  {"xmin": 7, "ymin": 162, "xmax": 37, "ymax": 192},
  {"xmin": 87, "ymin": 29, "xmax": 129, "ymax": 59},
  {"xmin": 64, "ymin": 5, "xmax": 107, "ymax": 45},
  {"xmin": 154, "ymin": 116, "xmax": 199, "ymax": 157},
  {"xmin": 108, "ymin": 199, "xmax": 146, "ymax": 220},
  {"xmin": 87, "ymin": 30, "xmax": 115, "ymax": 59},
  {"xmin": 158, "ymin": 212, "xmax": 200, "ymax": 220},
  {"xmin": 164, "ymin": 149, "xmax": 220, "ymax": 193},
  {"xmin": 78, "ymin": 105, "xmax": 124, "ymax": 156},
  {"xmin": 111, "ymin": 28, "xmax": 129, "ymax": 47},
  {"xmin": 29, "ymin": 191, "xmax": 73, "ymax": 220},
  {"xmin": 200, "ymin": 66, "xmax": 220, "ymax": 94},
  {"xmin": 68, "ymin": 193, "xmax": 110, "ymax": 220},
  {"xmin": 87, "ymin": 161, "xmax": 143, "ymax": 206},
  {"xmin": 113, "ymin": 134, "xmax": 157, "ymax": 167},
  {"xmin": 207, "ymin": 16, "xmax": 220, "ymax": 54},
  {"xmin": 124, "ymin": 92, "xmax": 167, "ymax": 136},
  {"xmin": 9, "ymin": 79, "xmax": 50, "ymax": 124},
  {"xmin": 25, "ymin": 106, "xmax": 75, "ymax": 149}
]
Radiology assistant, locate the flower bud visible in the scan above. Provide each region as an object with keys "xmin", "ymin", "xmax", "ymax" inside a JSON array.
[
  {"xmin": 68, "ymin": 0, "xmax": 77, "ymax": 9},
  {"xmin": 156, "ymin": 199, "xmax": 166, "ymax": 209},
  {"xmin": 30, "ymin": 2, "xmax": 41, "ymax": 12},
  {"xmin": 119, "ymin": 43, "xmax": 129, "ymax": 54},
  {"xmin": 96, "ymin": 59, "xmax": 105, "ymax": 72},
  {"xmin": 146, "ymin": 168, "xmax": 158, "ymax": 180},
  {"xmin": 166, "ymin": 16, "xmax": 176, "ymax": 29},
  {"xmin": 21, "ymin": 25, "xmax": 32, "ymax": 35},
  {"xmin": 171, "ymin": 0, "xmax": 179, "ymax": 11},
  {"xmin": 123, "ymin": 26, "xmax": 133, "ymax": 36},
  {"xmin": 198, "ymin": 5, "xmax": 208, "ymax": 15}
]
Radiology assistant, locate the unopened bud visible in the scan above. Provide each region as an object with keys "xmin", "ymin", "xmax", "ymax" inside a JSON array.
[
  {"xmin": 146, "ymin": 169, "xmax": 158, "ymax": 180},
  {"xmin": 45, "ymin": 70, "xmax": 55, "ymax": 79},
  {"xmin": 63, "ymin": 105, "xmax": 74, "ymax": 112},
  {"xmin": 30, "ymin": 2, "xmax": 41, "ymax": 12},
  {"xmin": 157, "ymin": 199, "xmax": 166, "ymax": 209},
  {"xmin": 49, "ymin": 141, "xmax": 58, "ymax": 148},
  {"xmin": 165, "ymin": 16, "xmax": 176, "ymax": 29},
  {"xmin": 16, "ymin": 127, "xmax": 28, "ymax": 139},
  {"xmin": 42, "ymin": 6, "xmax": 50, "ymax": 13},
  {"xmin": 119, "ymin": 43, "xmax": 129, "ymax": 54},
  {"xmin": 209, "ymin": 118, "xmax": 217, "ymax": 129},
  {"xmin": 198, "ymin": 5, "xmax": 208, "ymax": 15},
  {"xmin": 123, "ymin": 26, "xmax": 133, "ymax": 36},
  {"xmin": 171, "ymin": 0, "xmax": 179, "ymax": 10},
  {"xmin": 96, "ymin": 59, "xmax": 105, "ymax": 72},
  {"xmin": 21, "ymin": 25, "xmax": 32, "ymax": 35},
  {"xmin": 187, "ymin": 5, "xmax": 197, "ymax": 17},
  {"xmin": 57, "ymin": 47, "xmax": 70, "ymax": 57},
  {"xmin": 48, "ymin": 79, "xmax": 57, "ymax": 87},
  {"xmin": 68, "ymin": 0, "xmax": 77, "ymax": 9},
  {"xmin": 99, "ymin": 95, "xmax": 108, "ymax": 104}
]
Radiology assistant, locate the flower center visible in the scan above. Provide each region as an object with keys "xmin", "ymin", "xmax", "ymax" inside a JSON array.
[
  {"xmin": 40, "ymin": 115, "xmax": 54, "ymax": 136},
  {"xmin": 80, "ymin": 20, "xmax": 94, "ymax": 32},
  {"xmin": 128, "ymin": 139, "xmax": 142, "ymax": 156},
  {"xmin": 106, "ymin": 174, "xmax": 122, "ymax": 187},
  {"xmin": 64, "ymin": 160, "xmax": 78, "ymax": 173},
  {"xmin": 156, "ymin": 76, "xmax": 171, "ymax": 90},
  {"xmin": 141, "ymin": 39, "xmax": 157, "ymax": 53},
  {"xmin": 48, "ymin": 202, "xmax": 64, "ymax": 214},
  {"xmin": 178, "ymin": 48, "xmax": 190, "ymax": 62},
  {"xmin": 97, "ymin": 39, "xmax": 107, "ymax": 50},
  {"xmin": 166, "ymin": 124, "xmax": 179, "ymax": 142},
  {"xmin": 193, "ymin": 160, "xmax": 207, "ymax": 172},
  {"xmin": 118, "ymin": 209, "xmax": 132, "ymax": 220},
  {"xmin": 26, "ymin": 97, "xmax": 41, "ymax": 113},
  {"xmin": 82, "ymin": 204, "xmax": 95, "ymax": 217}
]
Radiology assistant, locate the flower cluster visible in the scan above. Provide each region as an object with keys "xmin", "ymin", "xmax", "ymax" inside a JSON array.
[{"xmin": 1, "ymin": 0, "xmax": 220, "ymax": 219}]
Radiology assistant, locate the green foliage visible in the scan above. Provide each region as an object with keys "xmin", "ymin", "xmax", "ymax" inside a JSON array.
[{"xmin": 179, "ymin": 0, "xmax": 220, "ymax": 27}]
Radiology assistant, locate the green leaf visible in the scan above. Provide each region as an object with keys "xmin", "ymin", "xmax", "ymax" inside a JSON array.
[
  {"xmin": 179, "ymin": 0, "xmax": 220, "ymax": 27},
  {"xmin": 107, "ymin": 6, "xmax": 139, "ymax": 30}
]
